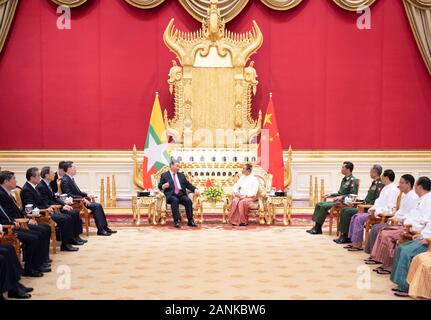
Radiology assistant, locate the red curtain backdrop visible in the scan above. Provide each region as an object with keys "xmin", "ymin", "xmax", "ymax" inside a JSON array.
[{"xmin": 0, "ymin": 0, "xmax": 430, "ymax": 150}]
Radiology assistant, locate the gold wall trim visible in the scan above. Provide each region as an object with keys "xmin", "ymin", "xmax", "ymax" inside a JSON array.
[
  {"xmin": 331, "ymin": 0, "xmax": 377, "ymax": 11},
  {"xmin": 0, "ymin": 0, "xmax": 18, "ymax": 54},
  {"xmin": 50, "ymin": 0, "xmax": 89, "ymax": 8},
  {"xmin": 1, "ymin": 150, "xmax": 431, "ymax": 163}
]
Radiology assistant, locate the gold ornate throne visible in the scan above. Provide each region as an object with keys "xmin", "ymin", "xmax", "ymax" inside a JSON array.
[
  {"xmin": 163, "ymin": 0, "xmax": 263, "ymax": 147},
  {"xmin": 132, "ymin": 0, "xmax": 293, "ymax": 224}
]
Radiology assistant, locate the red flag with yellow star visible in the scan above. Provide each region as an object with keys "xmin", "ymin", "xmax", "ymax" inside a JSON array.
[{"xmin": 257, "ymin": 94, "xmax": 285, "ymax": 190}]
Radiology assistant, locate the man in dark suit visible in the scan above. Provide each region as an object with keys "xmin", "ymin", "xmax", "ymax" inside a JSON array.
[
  {"xmin": 0, "ymin": 171, "xmax": 51, "ymax": 277},
  {"xmin": 0, "ymin": 240, "xmax": 33, "ymax": 299},
  {"xmin": 50, "ymin": 161, "xmax": 66, "ymax": 194},
  {"xmin": 37, "ymin": 166, "xmax": 86, "ymax": 246},
  {"xmin": 61, "ymin": 161, "xmax": 116, "ymax": 236},
  {"xmin": 21, "ymin": 167, "xmax": 79, "ymax": 252},
  {"xmin": 158, "ymin": 159, "xmax": 199, "ymax": 228}
]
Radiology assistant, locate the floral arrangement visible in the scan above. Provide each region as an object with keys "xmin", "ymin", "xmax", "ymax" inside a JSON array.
[{"xmin": 203, "ymin": 185, "xmax": 224, "ymax": 203}]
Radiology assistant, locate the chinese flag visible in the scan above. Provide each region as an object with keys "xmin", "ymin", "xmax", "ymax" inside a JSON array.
[{"xmin": 257, "ymin": 94, "xmax": 285, "ymax": 190}]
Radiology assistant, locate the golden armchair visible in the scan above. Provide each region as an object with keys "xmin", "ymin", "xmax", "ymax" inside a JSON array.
[{"xmin": 0, "ymin": 225, "xmax": 21, "ymax": 262}]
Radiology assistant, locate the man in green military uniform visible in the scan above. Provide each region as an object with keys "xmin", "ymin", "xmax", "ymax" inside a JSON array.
[
  {"xmin": 334, "ymin": 164, "xmax": 384, "ymax": 244},
  {"xmin": 307, "ymin": 161, "xmax": 359, "ymax": 235}
]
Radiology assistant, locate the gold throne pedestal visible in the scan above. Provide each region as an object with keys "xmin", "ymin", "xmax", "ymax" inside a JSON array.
[{"xmin": 163, "ymin": 0, "xmax": 263, "ymax": 148}]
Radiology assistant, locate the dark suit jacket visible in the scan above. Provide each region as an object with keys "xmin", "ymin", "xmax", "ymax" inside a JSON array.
[
  {"xmin": 20, "ymin": 182, "xmax": 49, "ymax": 210},
  {"xmin": 158, "ymin": 171, "xmax": 196, "ymax": 199},
  {"xmin": 50, "ymin": 172, "xmax": 60, "ymax": 194},
  {"xmin": 61, "ymin": 174, "xmax": 87, "ymax": 199},
  {"xmin": 0, "ymin": 186, "xmax": 24, "ymax": 225},
  {"xmin": 36, "ymin": 180, "xmax": 65, "ymax": 207}
]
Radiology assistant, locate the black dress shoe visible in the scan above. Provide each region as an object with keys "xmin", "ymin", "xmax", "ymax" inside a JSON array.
[
  {"xmin": 61, "ymin": 244, "xmax": 79, "ymax": 252},
  {"xmin": 334, "ymin": 237, "xmax": 351, "ymax": 244},
  {"xmin": 105, "ymin": 228, "xmax": 117, "ymax": 234},
  {"xmin": 42, "ymin": 262, "xmax": 51, "ymax": 268},
  {"xmin": 45, "ymin": 258, "xmax": 53, "ymax": 264},
  {"xmin": 23, "ymin": 269, "xmax": 43, "ymax": 278},
  {"xmin": 187, "ymin": 221, "xmax": 198, "ymax": 227},
  {"xmin": 97, "ymin": 230, "xmax": 111, "ymax": 236},
  {"xmin": 39, "ymin": 266, "xmax": 52, "ymax": 273},
  {"xmin": 308, "ymin": 228, "xmax": 322, "ymax": 235},
  {"xmin": 174, "ymin": 222, "xmax": 181, "ymax": 228},
  {"xmin": 239, "ymin": 223, "xmax": 248, "ymax": 226},
  {"xmin": 70, "ymin": 239, "xmax": 85, "ymax": 246},
  {"xmin": 18, "ymin": 282, "xmax": 33, "ymax": 293},
  {"xmin": 76, "ymin": 236, "xmax": 88, "ymax": 243},
  {"xmin": 306, "ymin": 228, "xmax": 315, "ymax": 234},
  {"xmin": 8, "ymin": 288, "xmax": 31, "ymax": 299}
]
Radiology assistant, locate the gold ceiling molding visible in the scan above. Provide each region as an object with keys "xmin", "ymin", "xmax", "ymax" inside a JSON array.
[
  {"xmin": 50, "ymin": 0, "xmax": 89, "ymax": 7},
  {"xmin": 259, "ymin": 0, "xmax": 303, "ymax": 11},
  {"xmin": 124, "ymin": 0, "xmax": 165, "ymax": 9},
  {"xmin": 331, "ymin": 0, "xmax": 377, "ymax": 11},
  {"xmin": 0, "ymin": 0, "xmax": 18, "ymax": 54},
  {"xmin": 403, "ymin": 0, "xmax": 431, "ymax": 75}
]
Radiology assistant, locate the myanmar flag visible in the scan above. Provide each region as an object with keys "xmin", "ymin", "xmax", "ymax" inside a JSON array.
[
  {"xmin": 257, "ymin": 93, "xmax": 285, "ymax": 190},
  {"xmin": 142, "ymin": 93, "xmax": 171, "ymax": 189}
]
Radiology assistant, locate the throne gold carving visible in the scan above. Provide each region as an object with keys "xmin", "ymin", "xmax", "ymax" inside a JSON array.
[{"xmin": 163, "ymin": 0, "xmax": 263, "ymax": 147}]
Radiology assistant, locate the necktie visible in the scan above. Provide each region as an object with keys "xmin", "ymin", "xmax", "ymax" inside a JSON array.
[
  {"xmin": 10, "ymin": 193, "xmax": 18, "ymax": 206},
  {"xmin": 46, "ymin": 180, "xmax": 53, "ymax": 194},
  {"xmin": 173, "ymin": 173, "xmax": 180, "ymax": 195}
]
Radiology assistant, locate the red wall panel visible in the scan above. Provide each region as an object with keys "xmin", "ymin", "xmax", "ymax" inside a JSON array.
[{"xmin": 0, "ymin": 0, "xmax": 430, "ymax": 150}]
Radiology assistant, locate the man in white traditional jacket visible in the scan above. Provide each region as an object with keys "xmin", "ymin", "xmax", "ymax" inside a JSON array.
[
  {"xmin": 228, "ymin": 163, "xmax": 259, "ymax": 226},
  {"xmin": 348, "ymin": 169, "xmax": 400, "ymax": 251},
  {"xmin": 369, "ymin": 173, "xmax": 400, "ymax": 218},
  {"xmin": 365, "ymin": 174, "xmax": 419, "ymax": 254}
]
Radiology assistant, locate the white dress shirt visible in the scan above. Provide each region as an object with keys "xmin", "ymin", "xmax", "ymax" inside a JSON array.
[
  {"xmin": 371, "ymin": 182, "xmax": 399, "ymax": 214},
  {"xmin": 394, "ymin": 190, "xmax": 419, "ymax": 220},
  {"xmin": 420, "ymin": 222, "xmax": 431, "ymax": 239},
  {"xmin": 404, "ymin": 192, "xmax": 431, "ymax": 232},
  {"xmin": 233, "ymin": 174, "xmax": 259, "ymax": 197}
]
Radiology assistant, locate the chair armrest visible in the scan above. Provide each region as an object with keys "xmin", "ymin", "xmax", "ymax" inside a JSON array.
[
  {"xmin": 358, "ymin": 204, "xmax": 373, "ymax": 213},
  {"xmin": 51, "ymin": 205, "xmax": 62, "ymax": 211},
  {"xmin": 403, "ymin": 224, "xmax": 412, "ymax": 232},
  {"xmin": 378, "ymin": 213, "xmax": 395, "ymax": 223},
  {"xmin": 2, "ymin": 225, "xmax": 15, "ymax": 235},
  {"xmin": 388, "ymin": 217, "xmax": 402, "ymax": 225},
  {"xmin": 15, "ymin": 218, "xmax": 29, "ymax": 227}
]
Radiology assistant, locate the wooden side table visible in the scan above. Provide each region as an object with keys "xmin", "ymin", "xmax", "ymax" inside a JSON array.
[
  {"xmin": 198, "ymin": 196, "xmax": 229, "ymax": 224},
  {"xmin": 133, "ymin": 196, "xmax": 157, "ymax": 225},
  {"xmin": 267, "ymin": 195, "xmax": 292, "ymax": 226}
]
